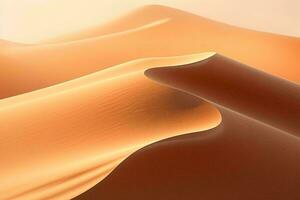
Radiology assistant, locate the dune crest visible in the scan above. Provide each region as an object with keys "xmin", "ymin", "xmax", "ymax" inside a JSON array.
[{"xmin": 76, "ymin": 53, "xmax": 300, "ymax": 200}]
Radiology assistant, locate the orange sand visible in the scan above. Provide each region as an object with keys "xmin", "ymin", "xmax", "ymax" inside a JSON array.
[{"xmin": 0, "ymin": 5, "xmax": 299, "ymax": 200}]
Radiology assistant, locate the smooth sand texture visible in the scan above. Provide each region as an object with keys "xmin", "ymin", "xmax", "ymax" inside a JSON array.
[
  {"xmin": 0, "ymin": 6, "xmax": 300, "ymax": 100},
  {"xmin": 0, "ymin": 53, "xmax": 221, "ymax": 200},
  {"xmin": 0, "ymin": 5, "xmax": 299, "ymax": 200}
]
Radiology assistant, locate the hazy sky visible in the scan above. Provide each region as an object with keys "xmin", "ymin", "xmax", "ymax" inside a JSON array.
[{"xmin": 0, "ymin": 0, "xmax": 299, "ymax": 43}]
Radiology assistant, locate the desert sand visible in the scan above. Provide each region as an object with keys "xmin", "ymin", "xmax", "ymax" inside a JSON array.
[
  {"xmin": 0, "ymin": 5, "xmax": 299, "ymax": 200},
  {"xmin": 1, "ymin": 6, "xmax": 300, "ymax": 100},
  {"xmin": 77, "ymin": 53, "xmax": 300, "ymax": 200}
]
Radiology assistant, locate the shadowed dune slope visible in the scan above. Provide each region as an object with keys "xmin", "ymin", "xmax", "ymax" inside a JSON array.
[
  {"xmin": 75, "ymin": 54, "xmax": 300, "ymax": 200},
  {"xmin": 147, "ymin": 54, "xmax": 300, "ymax": 136},
  {"xmin": 0, "ymin": 5, "xmax": 300, "ymax": 100}
]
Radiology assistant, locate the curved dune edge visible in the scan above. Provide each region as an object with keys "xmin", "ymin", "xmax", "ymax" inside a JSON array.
[
  {"xmin": 0, "ymin": 52, "xmax": 214, "ymax": 104},
  {"xmin": 146, "ymin": 53, "xmax": 300, "ymax": 136},
  {"xmin": 0, "ymin": 53, "xmax": 222, "ymax": 200},
  {"xmin": 75, "ymin": 54, "xmax": 300, "ymax": 199}
]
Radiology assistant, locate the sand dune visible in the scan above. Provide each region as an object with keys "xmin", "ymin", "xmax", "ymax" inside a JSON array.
[
  {"xmin": 0, "ymin": 5, "xmax": 300, "ymax": 100},
  {"xmin": 76, "ymin": 54, "xmax": 300, "ymax": 200},
  {"xmin": 0, "ymin": 4, "xmax": 299, "ymax": 200},
  {"xmin": 0, "ymin": 53, "xmax": 220, "ymax": 200}
]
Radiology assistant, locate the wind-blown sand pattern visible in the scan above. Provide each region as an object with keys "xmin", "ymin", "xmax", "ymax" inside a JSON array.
[{"xmin": 0, "ymin": 5, "xmax": 299, "ymax": 200}]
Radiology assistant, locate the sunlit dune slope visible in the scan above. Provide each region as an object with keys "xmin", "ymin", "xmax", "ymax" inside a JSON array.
[
  {"xmin": 0, "ymin": 53, "xmax": 220, "ymax": 200},
  {"xmin": 76, "ymin": 53, "xmax": 300, "ymax": 200},
  {"xmin": 0, "ymin": 52, "xmax": 214, "ymax": 106},
  {"xmin": 1, "ymin": 5, "xmax": 300, "ymax": 100}
]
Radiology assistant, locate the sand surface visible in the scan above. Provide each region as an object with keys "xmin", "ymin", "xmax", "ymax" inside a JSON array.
[{"xmin": 0, "ymin": 5, "xmax": 299, "ymax": 200}]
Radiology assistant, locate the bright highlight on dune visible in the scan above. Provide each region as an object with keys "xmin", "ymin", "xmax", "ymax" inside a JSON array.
[{"xmin": 0, "ymin": 3, "xmax": 299, "ymax": 200}]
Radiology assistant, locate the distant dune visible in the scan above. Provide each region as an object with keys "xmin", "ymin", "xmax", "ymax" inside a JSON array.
[
  {"xmin": 0, "ymin": 5, "xmax": 300, "ymax": 100},
  {"xmin": 0, "ymin": 5, "xmax": 299, "ymax": 200}
]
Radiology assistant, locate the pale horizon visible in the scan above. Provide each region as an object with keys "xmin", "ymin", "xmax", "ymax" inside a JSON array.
[{"xmin": 1, "ymin": 0, "xmax": 299, "ymax": 43}]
